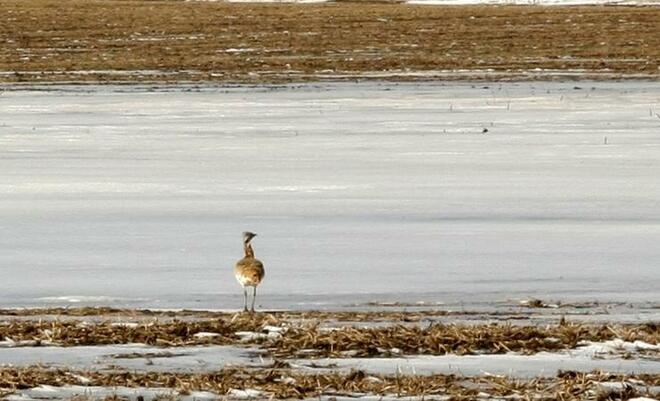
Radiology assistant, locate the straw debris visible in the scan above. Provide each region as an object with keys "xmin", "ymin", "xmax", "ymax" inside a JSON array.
[
  {"xmin": 1, "ymin": 314, "xmax": 657, "ymax": 358},
  {"xmin": 0, "ymin": 313, "xmax": 278, "ymax": 347},
  {"xmin": 268, "ymin": 322, "xmax": 658, "ymax": 358},
  {"xmin": 0, "ymin": 367, "xmax": 657, "ymax": 400}
]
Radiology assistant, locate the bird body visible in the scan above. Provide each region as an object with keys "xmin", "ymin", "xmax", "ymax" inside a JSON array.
[
  {"xmin": 234, "ymin": 231, "xmax": 264, "ymax": 312},
  {"xmin": 234, "ymin": 257, "xmax": 264, "ymax": 287}
]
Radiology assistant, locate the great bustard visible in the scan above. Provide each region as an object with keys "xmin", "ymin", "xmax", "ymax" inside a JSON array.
[{"xmin": 234, "ymin": 231, "xmax": 265, "ymax": 312}]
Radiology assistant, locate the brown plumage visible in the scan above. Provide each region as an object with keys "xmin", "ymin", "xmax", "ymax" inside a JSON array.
[{"xmin": 234, "ymin": 231, "xmax": 265, "ymax": 312}]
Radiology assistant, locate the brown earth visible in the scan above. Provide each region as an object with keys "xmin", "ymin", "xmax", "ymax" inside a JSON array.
[{"xmin": 1, "ymin": 0, "xmax": 659, "ymax": 83}]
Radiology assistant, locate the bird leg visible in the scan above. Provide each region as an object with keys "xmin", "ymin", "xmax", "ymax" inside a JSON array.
[
  {"xmin": 251, "ymin": 286, "xmax": 257, "ymax": 313},
  {"xmin": 243, "ymin": 288, "xmax": 248, "ymax": 312}
]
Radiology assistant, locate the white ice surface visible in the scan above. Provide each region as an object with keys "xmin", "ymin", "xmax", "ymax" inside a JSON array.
[
  {"xmin": 5, "ymin": 385, "xmax": 218, "ymax": 401},
  {"xmin": 5, "ymin": 385, "xmax": 453, "ymax": 401},
  {"xmin": 4, "ymin": 384, "xmax": 658, "ymax": 401},
  {"xmin": 0, "ymin": 342, "xmax": 657, "ymax": 377},
  {"xmin": 575, "ymin": 339, "xmax": 660, "ymax": 358},
  {"xmin": 0, "ymin": 344, "xmax": 267, "ymax": 372},
  {"xmin": 1, "ymin": 82, "xmax": 660, "ymax": 311},
  {"xmin": 293, "ymin": 352, "xmax": 660, "ymax": 378},
  {"xmin": 227, "ymin": 388, "xmax": 265, "ymax": 398}
]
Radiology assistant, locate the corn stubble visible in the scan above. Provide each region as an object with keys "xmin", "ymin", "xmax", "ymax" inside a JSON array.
[
  {"xmin": 1, "ymin": 309, "xmax": 658, "ymax": 399},
  {"xmin": 0, "ymin": 312, "xmax": 657, "ymax": 357},
  {"xmin": 0, "ymin": 367, "xmax": 657, "ymax": 400}
]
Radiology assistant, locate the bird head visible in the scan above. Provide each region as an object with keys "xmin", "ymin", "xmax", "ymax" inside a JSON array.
[{"xmin": 242, "ymin": 231, "xmax": 257, "ymax": 244}]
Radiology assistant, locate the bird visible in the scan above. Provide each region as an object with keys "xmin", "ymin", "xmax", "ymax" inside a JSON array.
[{"xmin": 234, "ymin": 231, "xmax": 265, "ymax": 312}]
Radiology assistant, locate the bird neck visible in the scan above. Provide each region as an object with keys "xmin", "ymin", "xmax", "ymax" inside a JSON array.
[{"xmin": 244, "ymin": 242, "xmax": 254, "ymax": 258}]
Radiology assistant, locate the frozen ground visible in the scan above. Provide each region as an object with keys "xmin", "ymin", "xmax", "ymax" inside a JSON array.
[
  {"xmin": 0, "ymin": 340, "xmax": 657, "ymax": 377},
  {"xmin": 1, "ymin": 82, "xmax": 659, "ymax": 312},
  {"xmin": 293, "ymin": 352, "xmax": 660, "ymax": 378},
  {"xmin": 0, "ymin": 344, "xmax": 266, "ymax": 372}
]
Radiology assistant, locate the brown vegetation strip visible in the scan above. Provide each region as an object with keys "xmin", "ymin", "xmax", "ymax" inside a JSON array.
[
  {"xmin": 0, "ymin": 315, "xmax": 266, "ymax": 347},
  {"xmin": 1, "ymin": 313, "xmax": 657, "ymax": 356},
  {"xmin": 0, "ymin": 367, "xmax": 658, "ymax": 400},
  {"xmin": 269, "ymin": 321, "xmax": 659, "ymax": 357},
  {"xmin": 2, "ymin": 0, "xmax": 660, "ymax": 83}
]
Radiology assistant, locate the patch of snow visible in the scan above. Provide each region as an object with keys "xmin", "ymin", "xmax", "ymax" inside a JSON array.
[
  {"xmin": 574, "ymin": 339, "xmax": 659, "ymax": 358},
  {"xmin": 0, "ymin": 69, "xmax": 197, "ymax": 77},
  {"xmin": 0, "ymin": 344, "xmax": 269, "ymax": 372},
  {"xmin": 596, "ymin": 381, "xmax": 630, "ymax": 392},
  {"xmin": 0, "ymin": 338, "xmax": 56, "ymax": 348},
  {"xmin": 223, "ymin": 48, "xmax": 257, "ymax": 53},
  {"xmin": 592, "ymin": 381, "xmax": 658, "ymax": 399},
  {"xmin": 262, "ymin": 325, "xmax": 286, "ymax": 333},
  {"xmin": 187, "ymin": 391, "xmax": 219, "ymax": 400},
  {"xmin": 294, "ymin": 351, "xmax": 660, "ymax": 378},
  {"xmin": 227, "ymin": 388, "xmax": 265, "ymax": 399},
  {"xmin": 277, "ymin": 376, "xmax": 297, "ymax": 384},
  {"xmin": 110, "ymin": 322, "xmax": 140, "ymax": 328},
  {"xmin": 193, "ymin": 331, "xmax": 222, "ymax": 338},
  {"xmin": 36, "ymin": 296, "xmax": 126, "ymax": 303},
  {"xmin": 65, "ymin": 372, "xmax": 92, "ymax": 384},
  {"xmin": 234, "ymin": 330, "xmax": 282, "ymax": 342},
  {"xmin": 4, "ymin": 385, "xmax": 186, "ymax": 401}
]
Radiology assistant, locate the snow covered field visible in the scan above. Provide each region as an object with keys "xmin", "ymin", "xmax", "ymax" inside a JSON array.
[
  {"xmin": 1, "ymin": 82, "xmax": 659, "ymax": 311},
  {"xmin": 0, "ymin": 341, "xmax": 658, "ymax": 377},
  {"xmin": 0, "ymin": 344, "xmax": 264, "ymax": 372}
]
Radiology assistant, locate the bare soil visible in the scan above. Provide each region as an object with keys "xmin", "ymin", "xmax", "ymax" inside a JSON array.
[{"xmin": 2, "ymin": 0, "xmax": 659, "ymax": 83}]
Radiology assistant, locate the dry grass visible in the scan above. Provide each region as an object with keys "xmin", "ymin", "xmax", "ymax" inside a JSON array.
[
  {"xmin": 1, "ymin": 312, "xmax": 657, "ymax": 357},
  {"xmin": 1, "ymin": 310, "xmax": 657, "ymax": 399},
  {"xmin": 0, "ymin": 314, "xmax": 268, "ymax": 347},
  {"xmin": 2, "ymin": 0, "xmax": 660, "ymax": 83},
  {"xmin": 268, "ymin": 321, "xmax": 659, "ymax": 357},
  {"xmin": 0, "ymin": 367, "xmax": 657, "ymax": 400}
]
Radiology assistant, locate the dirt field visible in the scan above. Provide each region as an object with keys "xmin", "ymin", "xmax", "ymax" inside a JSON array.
[{"xmin": 2, "ymin": 0, "xmax": 659, "ymax": 83}]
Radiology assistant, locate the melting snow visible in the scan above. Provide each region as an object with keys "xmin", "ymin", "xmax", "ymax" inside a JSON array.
[
  {"xmin": 193, "ymin": 332, "xmax": 222, "ymax": 338},
  {"xmin": 227, "ymin": 388, "xmax": 266, "ymax": 398},
  {"xmin": 574, "ymin": 339, "xmax": 659, "ymax": 358}
]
